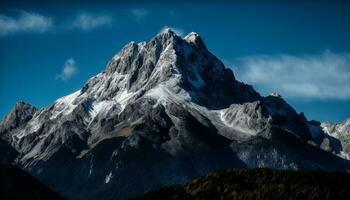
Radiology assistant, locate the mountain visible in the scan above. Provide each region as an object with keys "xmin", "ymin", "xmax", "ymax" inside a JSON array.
[
  {"xmin": 132, "ymin": 168, "xmax": 350, "ymax": 200},
  {"xmin": 1, "ymin": 29, "xmax": 350, "ymax": 199},
  {"xmin": 321, "ymin": 119, "xmax": 350, "ymax": 159},
  {"xmin": 0, "ymin": 164, "xmax": 63, "ymax": 200}
]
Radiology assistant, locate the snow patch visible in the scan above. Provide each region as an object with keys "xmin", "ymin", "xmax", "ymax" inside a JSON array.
[
  {"xmin": 28, "ymin": 117, "xmax": 42, "ymax": 133},
  {"xmin": 50, "ymin": 90, "xmax": 81, "ymax": 120},
  {"xmin": 184, "ymin": 32, "xmax": 199, "ymax": 43},
  {"xmin": 220, "ymin": 106, "xmax": 260, "ymax": 136},
  {"xmin": 270, "ymin": 92, "xmax": 282, "ymax": 98},
  {"xmin": 114, "ymin": 90, "xmax": 136, "ymax": 110},
  {"xmin": 90, "ymin": 100, "xmax": 116, "ymax": 119},
  {"xmin": 145, "ymin": 80, "xmax": 191, "ymax": 107},
  {"xmin": 89, "ymin": 155, "xmax": 94, "ymax": 176},
  {"xmin": 105, "ymin": 172, "xmax": 113, "ymax": 184},
  {"xmin": 338, "ymin": 151, "xmax": 350, "ymax": 160}
]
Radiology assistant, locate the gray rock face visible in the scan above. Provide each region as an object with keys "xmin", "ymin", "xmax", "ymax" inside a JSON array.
[
  {"xmin": 0, "ymin": 101, "xmax": 37, "ymax": 135},
  {"xmin": 321, "ymin": 119, "xmax": 350, "ymax": 159},
  {"xmin": 1, "ymin": 29, "xmax": 350, "ymax": 199},
  {"xmin": 221, "ymin": 101, "xmax": 272, "ymax": 136}
]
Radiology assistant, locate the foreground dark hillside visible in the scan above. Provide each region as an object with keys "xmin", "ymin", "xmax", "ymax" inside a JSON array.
[
  {"xmin": 132, "ymin": 168, "xmax": 350, "ymax": 200},
  {"xmin": 0, "ymin": 164, "xmax": 64, "ymax": 200}
]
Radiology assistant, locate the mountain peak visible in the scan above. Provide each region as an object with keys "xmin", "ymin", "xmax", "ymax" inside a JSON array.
[
  {"xmin": 155, "ymin": 28, "xmax": 181, "ymax": 42},
  {"xmin": 14, "ymin": 100, "xmax": 34, "ymax": 108},
  {"xmin": 184, "ymin": 32, "xmax": 199, "ymax": 42},
  {"xmin": 184, "ymin": 32, "xmax": 206, "ymax": 50},
  {"xmin": 101, "ymin": 30, "xmax": 260, "ymax": 109},
  {"xmin": 269, "ymin": 92, "xmax": 282, "ymax": 98},
  {"xmin": 159, "ymin": 27, "xmax": 176, "ymax": 35},
  {"xmin": 158, "ymin": 27, "xmax": 187, "ymax": 38},
  {"xmin": 0, "ymin": 101, "xmax": 37, "ymax": 133},
  {"xmin": 11, "ymin": 101, "xmax": 37, "ymax": 115}
]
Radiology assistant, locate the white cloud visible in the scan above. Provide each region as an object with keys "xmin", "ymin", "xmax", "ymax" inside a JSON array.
[
  {"xmin": 56, "ymin": 58, "xmax": 78, "ymax": 81},
  {"xmin": 0, "ymin": 11, "xmax": 52, "ymax": 36},
  {"xmin": 131, "ymin": 8, "xmax": 148, "ymax": 22},
  {"xmin": 160, "ymin": 26, "xmax": 184, "ymax": 37},
  {"xmin": 72, "ymin": 12, "xmax": 112, "ymax": 31},
  {"xmin": 230, "ymin": 50, "xmax": 350, "ymax": 100}
]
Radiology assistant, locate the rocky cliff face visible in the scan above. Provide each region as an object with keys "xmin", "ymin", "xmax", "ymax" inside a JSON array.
[
  {"xmin": 1, "ymin": 29, "xmax": 350, "ymax": 200},
  {"xmin": 0, "ymin": 101, "xmax": 37, "ymax": 135},
  {"xmin": 321, "ymin": 119, "xmax": 350, "ymax": 159}
]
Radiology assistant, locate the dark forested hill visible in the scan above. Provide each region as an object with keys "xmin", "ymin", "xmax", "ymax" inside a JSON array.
[{"xmin": 133, "ymin": 168, "xmax": 350, "ymax": 200}]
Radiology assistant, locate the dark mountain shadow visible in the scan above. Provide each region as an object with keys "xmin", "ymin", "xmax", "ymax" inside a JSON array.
[{"xmin": 0, "ymin": 164, "xmax": 64, "ymax": 200}]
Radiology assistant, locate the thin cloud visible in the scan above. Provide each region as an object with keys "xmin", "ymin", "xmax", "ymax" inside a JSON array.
[
  {"xmin": 56, "ymin": 58, "xmax": 78, "ymax": 81},
  {"xmin": 131, "ymin": 8, "xmax": 148, "ymax": 22},
  {"xmin": 72, "ymin": 12, "xmax": 112, "ymax": 31},
  {"xmin": 229, "ymin": 50, "xmax": 350, "ymax": 100},
  {"xmin": 160, "ymin": 26, "xmax": 184, "ymax": 37},
  {"xmin": 0, "ymin": 11, "xmax": 52, "ymax": 36}
]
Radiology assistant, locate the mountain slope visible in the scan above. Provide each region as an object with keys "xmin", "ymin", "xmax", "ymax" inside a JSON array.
[
  {"xmin": 0, "ymin": 164, "xmax": 64, "ymax": 200},
  {"xmin": 1, "ymin": 29, "xmax": 349, "ymax": 199},
  {"xmin": 132, "ymin": 168, "xmax": 350, "ymax": 200},
  {"xmin": 322, "ymin": 119, "xmax": 350, "ymax": 159}
]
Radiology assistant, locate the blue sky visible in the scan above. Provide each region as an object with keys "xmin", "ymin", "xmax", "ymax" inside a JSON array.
[{"xmin": 0, "ymin": 1, "xmax": 349, "ymax": 123}]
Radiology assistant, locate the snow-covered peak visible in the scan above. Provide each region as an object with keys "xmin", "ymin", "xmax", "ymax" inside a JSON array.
[
  {"xmin": 155, "ymin": 28, "xmax": 180, "ymax": 42},
  {"xmin": 1, "ymin": 30, "xmax": 261, "ymax": 146},
  {"xmin": 160, "ymin": 27, "xmax": 175, "ymax": 35},
  {"xmin": 320, "ymin": 118, "xmax": 350, "ymax": 159},
  {"xmin": 269, "ymin": 92, "xmax": 282, "ymax": 98},
  {"xmin": 184, "ymin": 32, "xmax": 199, "ymax": 42},
  {"xmin": 184, "ymin": 32, "xmax": 206, "ymax": 50},
  {"xmin": 334, "ymin": 119, "xmax": 350, "ymax": 134},
  {"xmin": 1, "ymin": 30, "xmax": 261, "ymax": 157},
  {"xmin": 321, "ymin": 119, "xmax": 350, "ymax": 136},
  {"xmin": 73, "ymin": 32, "xmax": 263, "ymax": 135}
]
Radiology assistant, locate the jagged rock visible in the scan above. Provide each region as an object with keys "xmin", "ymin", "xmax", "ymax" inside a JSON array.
[
  {"xmin": 0, "ymin": 101, "xmax": 37, "ymax": 134},
  {"xmin": 322, "ymin": 119, "xmax": 350, "ymax": 159}
]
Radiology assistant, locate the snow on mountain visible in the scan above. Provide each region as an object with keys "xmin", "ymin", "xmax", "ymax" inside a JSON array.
[
  {"xmin": 1, "ymin": 29, "xmax": 350, "ymax": 200},
  {"xmin": 321, "ymin": 119, "xmax": 350, "ymax": 159},
  {"xmin": 220, "ymin": 101, "xmax": 272, "ymax": 136}
]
